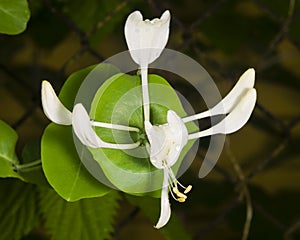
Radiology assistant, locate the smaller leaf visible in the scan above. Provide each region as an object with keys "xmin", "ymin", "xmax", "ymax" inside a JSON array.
[
  {"xmin": 39, "ymin": 188, "xmax": 121, "ymax": 240},
  {"xmin": 0, "ymin": 120, "xmax": 21, "ymax": 179},
  {"xmin": 0, "ymin": 179, "xmax": 39, "ymax": 240},
  {"xmin": 0, "ymin": 0, "xmax": 30, "ymax": 35}
]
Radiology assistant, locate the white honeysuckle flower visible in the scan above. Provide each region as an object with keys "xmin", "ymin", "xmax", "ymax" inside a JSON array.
[
  {"xmin": 41, "ymin": 81, "xmax": 140, "ymax": 149},
  {"xmin": 124, "ymin": 10, "xmax": 171, "ymax": 67},
  {"xmin": 72, "ymin": 104, "xmax": 140, "ymax": 149},
  {"xmin": 145, "ymin": 110, "xmax": 192, "ymax": 229},
  {"xmin": 125, "ymin": 10, "xmax": 171, "ymax": 122},
  {"xmin": 145, "ymin": 69, "xmax": 257, "ymax": 228}
]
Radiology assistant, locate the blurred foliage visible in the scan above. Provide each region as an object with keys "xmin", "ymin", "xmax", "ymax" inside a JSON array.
[{"xmin": 0, "ymin": 0, "xmax": 300, "ymax": 239}]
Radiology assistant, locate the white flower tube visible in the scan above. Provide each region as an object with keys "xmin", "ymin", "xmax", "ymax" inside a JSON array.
[{"xmin": 125, "ymin": 10, "xmax": 171, "ymax": 122}]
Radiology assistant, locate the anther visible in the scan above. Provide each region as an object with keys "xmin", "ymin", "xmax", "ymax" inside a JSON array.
[
  {"xmin": 177, "ymin": 197, "xmax": 186, "ymax": 203},
  {"xmin": 184, "ymin": 185, "xmax": 192, "ymax": 194},
  {"xmin": 176, "ymin": 191, "xmax": 187, "ymax": 199}
]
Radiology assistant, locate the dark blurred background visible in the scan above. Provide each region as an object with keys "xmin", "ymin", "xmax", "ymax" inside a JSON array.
[{"xmin": 1, "ymin": 0, "xmax": 300, "ymax": 239}]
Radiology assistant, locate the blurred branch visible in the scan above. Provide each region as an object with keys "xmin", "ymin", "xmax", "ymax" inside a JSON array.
[
  {"xmin": 225, "ymin": 139, "xmax": 253, "ymax": 240},
  {"xmin": 88, "ymin": 1, "xmax": 128, "ymax": 37},
  {"xmin": 265, "ymin": 0, "xmax": 295, "ymax": 56},
  {"xmin": 193, "ymin": 196, "xmax": 239, "ymax": 240},
  {"xmin": 285, "ymin": 220, "xmax": 300, "ymax": 240},
  {"xmin": 254, "ymin": 202, "xmax": 287, "ymax": 231},
  {"xmin": 191, "ymin": 0, "xmax": 228, "ymax": 29},
  {"xmin": 40, "ymin": 0, "xmax": 104, "ymax": 62}
]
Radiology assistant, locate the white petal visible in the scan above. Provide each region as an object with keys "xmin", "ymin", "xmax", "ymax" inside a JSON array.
[
  {"xmin": 155, "ymin": 168, "xmax": 171, "ymax": 229},
  {"xmin": 189, "ymin": 88, "xmax": 257, "ymax": 139},
  {"xmin": 124, "ymin": 10, "xmax": 171, "ymax": 66},
  {"xmin": 72, "ymin": 104, "xmax": 103, "ymax": 148},
  {"xmin": 145, "ymin": 120, "xmax": 166, "ymax": 169},
  {"xmin": 73, "ymin": 104, "xmax": 140, "ymax": 150},
  {"xmin": 41, "ymin": 81, "xmax": 72, "ymax": 125},
  {"xmin": 183, "ymin": 68, "xmax": 255, "ymax": 122},
  {"xmin": 145, "ymin": 111, "xmax": 188, "ymax": 168},
  {"xmin": 165, "ymin": 110, "xmax": 188, "ymax": 167}
]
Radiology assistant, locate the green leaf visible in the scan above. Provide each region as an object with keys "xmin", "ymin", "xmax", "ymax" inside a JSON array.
[
  {"xmin": 0, "ymin": 179, "xmax": 39, "ymax": 240},
  {"xmin": 0, "ymin": 120, "xmax": 21, "ymax": 179},
  {"xmin": 126, "ymin": 194, "xmax": 192, "ymax": 240},
  {"xmin": 89, "ymin": 74, "xmax": 198, "ymax": 194},
  {"xmin": 42, "ymin": 124, "xmax": 110, "ymax": 201},
  {"xmin": 0, "ymin": 0, "xmax": 30, "ymax": 35},
  {"xmin": 41, "ymin": 64, "xmax": 120, "ymax": 201},
  {"xmin": 39, "ymin": 188, "xmax": 121, "ymax": 240}
]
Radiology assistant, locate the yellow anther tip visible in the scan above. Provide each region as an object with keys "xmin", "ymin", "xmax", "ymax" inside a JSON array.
[
  {"xmin": 184, "ymin": 185, "xmax": 192, "ymax": 194},
  {"xmin": 176, "ymin": 192, "xmax": 187, "ymax": 199},
  {"xmin": 178, "ymin": 197, "xmax": 186, "ymax": 203},
  {"xmin": 172, "ymin": 187, "xmax": 179, "ymax": 194}
]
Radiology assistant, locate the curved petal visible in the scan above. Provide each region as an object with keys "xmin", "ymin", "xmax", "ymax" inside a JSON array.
[
  {"xmin": 183, "ymin": 68, "xmax": 255, "ymax": 122},
  {"xmin": 145, "ymin": 111, "xmax": 188, "ymax": 168},
  {"xmin": 125, "ymin": 10, "xmax": 171, "ymax": 66},
  {"xmin": 41, "ymin": 81, "xmax": 72, "ymax": 125},
  {"xmin": 72, "ymin": 104, "xmax": 103, "ymax": 148},
  {"xmin": 189, "ymin": 88, "xmax": 257, "ymax": 139},
  {"xmin": 145, "ymin": 120, "xmax": 166, "ymax": 169},
  {"xmin": 166, "ymin": 110, "xmax": 188, "ymax": 167},
  {"xmin": 154, "ymin": 168, "xmax": 171, "ymax": 229}
]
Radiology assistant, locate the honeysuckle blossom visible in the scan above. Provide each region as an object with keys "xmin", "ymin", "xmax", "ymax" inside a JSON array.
[
  {"xmin": 145, "ymin": 110, "xmax": 191, "ymax": 228},
  {"xmin": 125, "ymin": 10, "xmax": 171, "ymax": 122},
  {"xmin": 145, "ymin": 68, "xmax": 257, "ymax": 228},
  {"xmin": 41, "ymin": 80, "xmax": 140, "ymax": 149},
  {"xmin": 41, "ymin": 9, "xmax": 258, "ymax": 230}
]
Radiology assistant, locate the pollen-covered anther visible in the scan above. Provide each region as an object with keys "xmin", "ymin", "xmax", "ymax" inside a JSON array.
[
  {"xmin": 177, "ymin": 197, "xmax": 186, "ymax": 203},
  {"xmin": 184, "ymin": 185, "xmax": 192, "ymax": 194},
  {"xmin": 172, "ymin": 186, "xmax": 188, "ymax": 200}
]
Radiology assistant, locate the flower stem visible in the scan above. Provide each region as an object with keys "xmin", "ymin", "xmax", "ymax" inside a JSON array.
[
  {"xmin": 91, "ymin": 121, "xmax": 139, "ymax": 132},
  {"xmin": 13, "ymin": 160, "xmax": 42, "ymax": 172},
  {"xmin": 141, "ymin": 66, "xmax": 150, "ymax": 122}
]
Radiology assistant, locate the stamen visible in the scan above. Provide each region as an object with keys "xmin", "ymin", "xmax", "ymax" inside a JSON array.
[
  {"xmin": 91, "ymin": 120, "xmax": 139, "ymax": 132},
  {"xmin": 169, "ymin": 185, "xmax": 178, "ymax": 201},
  {"xmin": 177, "ymin": 197, "xmax": 186, "ymax": 203},
  {"xmin": 175, "ymin": 191, "xmax": 187, "ymax": 199},
  {"xmin": 184, "ymin": 185, "xmax": 192, "ymax": 194}
]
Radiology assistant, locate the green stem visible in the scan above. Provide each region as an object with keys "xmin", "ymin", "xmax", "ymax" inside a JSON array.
[{"xmin": 13, "ymin": 160, "xmax": 42, "ymax": 172}]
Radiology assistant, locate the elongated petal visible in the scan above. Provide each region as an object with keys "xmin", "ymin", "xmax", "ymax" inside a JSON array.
[
  {"xmin": 41, "ymin": 81, "xmax": 72, "ymax": 125},
  {"xmin": 183, "ymin": 68, "xmax": 255, "ymax": 122},
  {"xmin": 145, "ymin": 111, "xmax": 188, "ymax": 168},
  {"xmin": 165, "ymin": 110, "xmax": 188, "ymax": 167},
  {"xmin": 155, "ymin": 168, "xmax": 171, "ymax": 229},
  {"xmin": 73, "ymin": 104, "xmax": 103, "ymax": 148},
  {"xmin": 73, "ymin": 104, "xmax": 140, "ymax": 150},
  {"xmin": 189, "ymin": 89, "xmax": 257, "ymax": 139},
  {"xmin": 125, "ymin": 10, "xmax": 171, "ymax": 66},
  {"xmin": 145, "ymin": 120, "xmax": 166, "ymax": 169}
]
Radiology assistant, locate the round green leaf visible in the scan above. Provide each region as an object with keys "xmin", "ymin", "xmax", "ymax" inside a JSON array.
[
  {"xmin": 41, "ymin": 64, "xmax": 120, "ymax": 201},
  {"xmin": 0, "ymin": 0, "xmax": 30, "ymax": 35},
  {"xmin": 89, "ymin": 74, "xmax": 198, "ymax": 194},
  {"xmin": 42, "ymin": 124, "xmax": 110, "ymax": 201}
]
